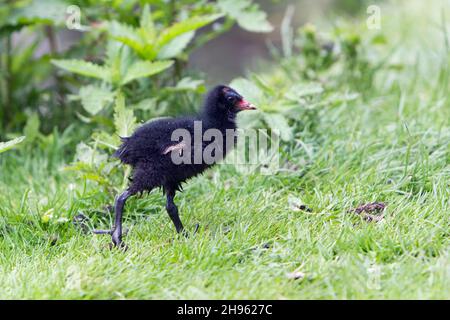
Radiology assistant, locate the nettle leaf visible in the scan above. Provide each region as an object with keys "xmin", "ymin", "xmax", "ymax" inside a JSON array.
[
  {"xmin": 121, "ymin": 60, "xmax": 173, "ymax": 85},
  {"xmin": 170, "ymin": 77, "xmax": 205, "ymax": 91},
  {"xmin": 157, "ymin": 31, "xmax": 195, "ymax": 59},
  {"xmin": 11, "ymin": 40, "xmax": 39, "ymax": 72},
  {"xmin": 74, "ymin": 142, "xmax": 108, "ymax": 166},
  {"xmin": 23, "ymin": 113, "xmax": 40, "ymax": 142},
  {"xmin": 92, "ymin": 131, "xmax": 119, "ymax": 150},
  {"xmin": 130, "ymin": 97, "xmax": 158, "ymax": 111},
  {"xmin": 285, "ymin": 83, "xmax": 324, "ymax": 100},
  {"xmin": 237, "ymin": 110, "xmax": 263, "ymax": 129},
  {"xmin": 323, "ymin": 92, "xmax": 359, "ymax": 106},
  {"xmin": 108, "ymin": 21, "xmax": 147, "ymax": 56},
  {"xmin": 114, "ymin": 93, "xmax": 137, "ymax": 138},
  {"xmin": 52, "ymin": 59, "xmax": 111, "ymax": 81},
  {"xmin": 106, "ymin": 41, "xmax": 133, "ymax": 85},
  {"xmin": 229, "ymin": 78, "xmax": 264, "ymax": 103},
  {"xmin": 109, "ymin": 21, "xmax": 141, "ymax": 42},
  {"xmin": 237, "ymin": 10, "xmax": 273, "ymax": 33},
  {"xmin": 139, "ymin": 4, "xmax": 156, "ymax": 42},
  {"xmin": 263, "ymin": 113, "xmax": 293, "ymax": 141},
  {"xmin": 7, "ymin": 0, "xmax": 69, "ymax": 27},
  {"xmin": 218, "ymin": 0, "xmax": 273, "ymax": 33},
  {"xmin": 110, "ymin": 12, "xmax": 220, "ymax": 60},
  {"xmin": 79, "ymin": 85, "xmax": 115, "ymax": 115},
  {"xmin": 156, "ymin": 14, "xmax": 223, "ymax": 49},
  {"xmin": 0, "ymin": 136, "xmax": 25, "ymax": 154}
]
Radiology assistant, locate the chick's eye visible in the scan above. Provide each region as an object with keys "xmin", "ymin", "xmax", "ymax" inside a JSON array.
[{"xmin": 227, "ymin": 96, "xmax": 236, "ymax": 103}]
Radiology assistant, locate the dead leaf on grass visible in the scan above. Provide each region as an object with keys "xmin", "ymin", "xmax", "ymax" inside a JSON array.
[{"xmin": 353, "ymin": 202, "xmax": 386, "ymax": 222}]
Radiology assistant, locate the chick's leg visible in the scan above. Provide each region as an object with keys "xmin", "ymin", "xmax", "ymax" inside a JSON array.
[
  {"xmin": 94, "ymin": 190, "xmax": 132, "ymax": 248},
  {"xmin": 165, "ymin": 190, "xmax": 199, "ymax": 236},
  {"xmin": 165, "ymin": 190, "xmax": 184, "ymax": 234},
  {"xmin": 111, "ymin": 190, "xmax": 132, "ymax": 247}
]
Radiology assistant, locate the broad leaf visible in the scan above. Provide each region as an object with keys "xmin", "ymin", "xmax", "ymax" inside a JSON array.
[
  {"xmin": 229, "ymin": 78, "xmax": 264, "ymax": 103},
  {"xmin": 109, "ymin": 12, "xmax": 220, "ymax": 60},
  {"xmin": 218, "ymin": 0, "xmax": 273, "ymax": 33},
  {"xmin": 285, "ymin": 83, "xmax": 324, "ymax": 100},
  {"xmin": 79, "ymin": 85, "xmax": 115, "ymax": 115},
  {"xmin": 109, "ymin": 21, "xmax": 143, "ymax": 51},
  {"xmin": 74, "ymin": 142, "xmax": 108, "ymax": 166},
  {"xmin": 114, "ymin": 92, "xmax": 137, "ymax": 137},
  {"xmin": 106, "ymin": 41, "xmax": 133, "ymax": 86},
  {"xmin": 23, "ymin": 113, "xmax": 40, "ymax": 142},
  {"xmin": 139, "ymin": 4, "xmax": 156, "ymax": 42},
  {"xmin": 12, "ymin": 40, "xmax": 39, "ymax": 72},
  {"xmin": 0, "ymin": 136, "xmax": 25, "ymax": 154},
  {"xmin": 92, "ymin": 131, "xmax": 120, "ymax": 150},
  {"xmin": 236, "ymin": 10, "xmax": 273, "ymax": 33},
  {"xmin": 236, "ymin": 110, "xmax": 263, "ymax": 129},
  {"xmin": 263, "ymin": 113, "xmax": 293, "ymax": 141},
  {"xmin": 7, "ymin": 0, "xmax": 69, "ymax": 27},
  {"xmin": 168, "ymin": 77, "xmax": 205, "ymax": 92},
  {"xmin": 121, "ymin": 60, "xmax": 173, "ymax": 85},
  {"xmin": 52, "ymin": 59, "xmax": 111, "ymax": 81},
  {"xmin": 109, "ymin": 21, "xmax": 156, "ymax": 59},
  {"xmin": 158, "ymin": 31, "xmax": 195, "ymax": 59},
  {"xmin": 130, "ymin": 97, "xmax": 158, "ymax": 111},
  {"xmin": 156, "ymin": 14, "xmax": 223, "ymax": 48}
]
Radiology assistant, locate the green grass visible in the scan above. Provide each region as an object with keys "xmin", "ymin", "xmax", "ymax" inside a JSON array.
[{"xmin": 0, "ymin": 1, "xmax": 449, "ymax": 299}]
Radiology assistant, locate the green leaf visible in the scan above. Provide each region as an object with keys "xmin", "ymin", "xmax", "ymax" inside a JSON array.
[
  {"xmin": 121, "ymin": 60, "xmax": 173, "ymax": 85},
  {"xmin": 109, "ymin": 21, "xmax": 144, "ymax": 52},
  {"xmin": 139, "ymin": 4, "xmax": 156, "ymax": 41},
  {"xmin": 156, "ymin": 14, "xmax": 223, "ymax": 49},
  {"xmin": 263, "ymin": 113, "xmax": 293, "ymax": 141},
  {"xmin": 79, "ymin": 85, "xmax": 115, "ymax": 115},
  {"xmin": 0, "ymin": 136, "xmax": 25, "ymax": 154},
  {"xmin": 229, "ymin": 78, "xmax": 264, "ymax": 103},
  {"xmin": 109, "ymin": 12, "xmax": 220, "ymax": 60},
  {"xmin": 168, "ymin": 77, "xmax": 205, "ymax": 92},
  {"xmin": 157, "ymin": 31, "xmax": 195, "ymax": 59},
  {"xmin": 129, "ymin": 98, "xmax": 158, "ymax": 111},
  {"xmin": 11, "ymin": 40, "xmax": 39, "ymax": 72},
  {"xmin": 7, "ymin": 0, "xmax": 69, "ymax": 27},
  {"xmin": 281, "ymin": 5, "xmax": 295, "ymax": 57},
  {"xmin": 106, "ymin": 41, "xmax": 133, "ymax": 86},
  {"xmin": 285, "ymin": 83, "xmax": 324, "ymax": 103},
  {"xmin": 114, "ymin": 92, "xmax": 137, "ymax": 137},
  {"xmin": 52, "ymin": 59, "xmax": 111, "ymax": 81},
  {"xmin": 92, "ymin": 131, "xmax": 120, "ymax": 150},
  {"xmin": 237, "ymin": 10, "xmax": 273, "ymax": 33},
  {"xmin": 109, "ymin": 20, "xmax": 158, "ymax": 59},
  {"xmin": 23, "ymin": 113, "xmax": 40, "ymax": 142},
  {"xmin": 237, "ymin": 110, "xmax": 263, "ymax": 129},
  {"xmin": 74, "ymin": 142, "xmax": 108, "ymax": 166},
  {"xmin": 218, "ymin": 0, "xmax": 273, "ymax": 33}
]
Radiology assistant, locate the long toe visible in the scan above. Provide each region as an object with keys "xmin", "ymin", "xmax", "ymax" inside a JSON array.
[
  {"xmin": 94, "ymin": 228, "xmax": 128, "ymax": 236},
  {"xmin": 108, "ymin": 241, "xmax": 128, "ymax": 251},
  {"xmin": 180, "ymin": 224, "xmax": 199, "ymax": 238},
  {"xmin": 111, "ymin": 233, "xmax": 128, "ymax": 251},
  {"xmin": 93, "ymin": 229, "xmax": 112, "ymax": 235},
  {"xmin": 111, "ymin": 233, "xmax": 122, "ymax": 246},
  {"xmin": 193, "ymin": 223, "xmax": 200, "ymax": 235}
]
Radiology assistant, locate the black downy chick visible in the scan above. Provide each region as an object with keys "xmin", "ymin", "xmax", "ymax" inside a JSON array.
[{"xmin": 94, "ymin": 85, "xmax": 257, "ymax": 247}]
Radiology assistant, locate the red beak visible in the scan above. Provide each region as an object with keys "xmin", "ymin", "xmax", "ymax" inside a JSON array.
[{"xmin": 236, "ymin": 99, "xmax": 257, "ymax": 111}]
